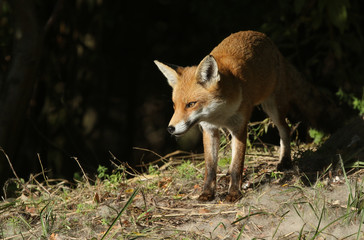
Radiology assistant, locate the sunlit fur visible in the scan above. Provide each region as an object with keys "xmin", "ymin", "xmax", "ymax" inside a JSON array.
[{"xmin": 155, "ymin": 31, "xmax": 294, "ymax": 202}]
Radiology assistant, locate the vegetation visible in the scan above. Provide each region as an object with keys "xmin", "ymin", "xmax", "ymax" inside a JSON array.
[
  {"xmin": 1, "ymin": 1, "xmax": 364, "ymax": 238},
  {"xmin": 1, "ymin": 135, "xmax": 364, "ymax": 239},
  {"xmin": 0, "ymin": 0, "xmax": 364, "ymax": 187}
]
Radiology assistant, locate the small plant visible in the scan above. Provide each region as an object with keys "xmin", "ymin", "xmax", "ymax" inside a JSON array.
[
  {"xmin": 97, "ymin": 165, "xmax": 126, "ymax": 190},
  {"xmin": 73, "ymin": 172, "xmax": 82, "ymax": 182},
  {"xmin": 6, "ymin": 216, "xmax": 21, "ymax": 230},
  {"xmin": 270, "ymin": 171, "xmax": 283, "ymax": 180},
  {"xmin": 76, "ymin": 203, "xmax": 85, "ymax": 214},
  {"xmin": 218, "ymin": 157, "xmax": 231, "ymax": 168},
  {"xmin": 308, "ymin": 128, "xmax": 326, "ymax": 145},
  {"xmin": 314, "ymin": 180, "xmax": 325, "ymax": 189},
  {"xmin": 353, "ymin": 182, "xmax": 364, "ymax": 214},
  {"xmin": 146, "ymin": 182, "xmax": 158, "ymax": 191},
  {"xmin": 337, "ymin": 88, "xmax": 364, "ymax": 116},
  {"xmin": 40, "ymin": 201, "xmax": 56, "ymax": 238},
  {"xmin": 148, "ymin": 165, "xmax": 160, "ymax": 175},
  {"xmin": 247, "ymin": 118, "xmax": 271, "ymax": 149},
  {"xmin": 97, "ymin": 165, "xmax": 109, "ymax": 179},
  {"xmin": 219, "ymin": 133, "xmax": 230, "ymax": 151},
  {"xmin": 177, "ymin": 161, "xmax": 197, "ymax": 180},
  {"xmin": 101, "ymin": 218, "xmax": 110, "ymax": 226}
]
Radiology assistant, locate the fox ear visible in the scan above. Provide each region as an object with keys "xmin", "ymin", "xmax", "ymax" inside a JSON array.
[
  {"xmin": 154, "ymin": 60, "xmax": 180, "ymax": 88},
  {"xmin": 196, "ymin": 55, "xmax": 220, "ymax": 87}
]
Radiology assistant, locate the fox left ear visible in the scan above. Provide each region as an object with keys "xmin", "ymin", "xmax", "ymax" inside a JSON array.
[
  {"xmin": 196, "ymin": 55, "xmax": 220, "ymax": 87},
  {"xmin": 154, "ymin": 60, "xmax": 181, "ymax": 88}
]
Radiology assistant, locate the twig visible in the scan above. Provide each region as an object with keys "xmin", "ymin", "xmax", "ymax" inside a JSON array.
[
  {"xmin": 283, "ymin": 232, "xmax": 295, "ymax": 238},
  {"xmin": 2, "ymin": 231, "xmax": 32, "ymax": 240},
  {"xmin": 37, "ymin": 153, "xmax": 49, "ymax": 187},
  {"xmin": 158, "ymin": 160, "xmax": 177, "ymax": 171},
  {"xmin": 152, "ymin": 210, "xmax": 238, "ymax": 218},
  {"xmin": 0, "ymin": 147, "xmax": 31, "ymax": 198},
  {"xmin": 134, "ymin": 147, "xmax": 192, "ymax": 167},
  {"xmin": 249, "ymin": 126, "xmax": 273, "ymax": 156},
  {"xmin": 127, "ymin": 174, "xmax": 158, "ymax": 184},
  {"xmin": 191, "ymin": 203, "xmax": 235, "ymax": 207},
  {"xmin": 133, "ymin": 147, "xmax": 166, "ymax": 161},
  {"xmin": 109, "ymin": 150, "xmax": 121, "ymax": 164},
  {"xmin": 141, "ymin": 188, "xmax": 147, "ymax": 210},
  {"xmin": 245, "ymin": 152, "xmax": 278, "ymax": 157},
  {"xmin": 109, "ymin": 159, "xmax": 139, "ymax": 177},
  {"xmin": 29, "ymin": 174, "xmax": 51, "ymax": 195},
  {"xmin": 72, "ymin": 156, "xmax": 90, "ymax": 185},
  {"xmin": 1, "ymin": 147, "xmax": 20, "ymax": 181},
  {"xmin": 157, "ymin": 206, "xmax": 195, "ymax": 212},
  {"xmin": 109, "ymin": 151, "xmax": 141, "ymax": 176},
  {"xmin": 290, "ymin": 121, "xmax": 301, "ymax": 136}
]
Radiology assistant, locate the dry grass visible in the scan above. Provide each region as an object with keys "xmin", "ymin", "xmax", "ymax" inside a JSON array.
[{"xmin": 1, "ymin": 145, "xmax": 364, "ymax": 239}]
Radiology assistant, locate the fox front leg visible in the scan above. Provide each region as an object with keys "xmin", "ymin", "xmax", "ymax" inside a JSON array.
[
  {"xmin": 225, "ymin": 115, "xmax": 250, "ymax": 202},
  {"xmin": 198, "ymin": 122, "xmax": 220, "ymax": 201}
]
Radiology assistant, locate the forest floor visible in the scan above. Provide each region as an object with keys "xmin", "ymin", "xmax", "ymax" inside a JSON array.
[{"xmin": 1, "ymin": 143, "xmax": 364, "ymax": 239}]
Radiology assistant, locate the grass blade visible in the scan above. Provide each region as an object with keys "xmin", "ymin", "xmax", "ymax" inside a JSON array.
[
  {"xmin": 339, "ymin": 154, "xmax": 353, "ymax": 202},
  {"xmin": 213, "ymin": 222, "xmax": 226, "ymax": 232},
  {"xmin": 308, "ymin": 202, "xmax": 318, "ymax": 219},
  {"xmin": 236, "ymin": 220, "xmax": 247, "ymax": 240},
  {"xmin": 312, "ymin": 201, "xmax": 325, "ymax": 238},
  {"xmin": 272, "ymin": 210, "xmax": 290, "ymax": 239},
  {"xmin": 231, "ymin": 211, "xmax": 268, "ymax": 225},
  {"xmin": 40, "ymin": 201, "xmax": 52, "ymax": 237},
  {"xmin": 357, "ymin": 211, "xmax": 364, "ymax": 240},
  {"xmin": 101, "ymin": 187, "xmax": 140, "ymax": 240},
  {"xmin": 312, "ymin": 212, "xmax": 351, "ymax": 239},
  {"xmin": 298, "ymin": 223, "xmax": 306, "ymax": 239},
  {"xmin": 292, "ymin": 203, "xmax": 304, "ymax": 221}
]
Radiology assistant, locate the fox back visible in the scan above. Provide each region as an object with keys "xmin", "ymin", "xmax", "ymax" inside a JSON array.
[{"xmin": 155, "ymin": 31, "xmax": 293, "ymax": 202}]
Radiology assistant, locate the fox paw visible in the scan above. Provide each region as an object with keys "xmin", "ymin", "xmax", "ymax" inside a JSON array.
[
  {"xmin": 198, "ymin": 192, "xmax": 215, "ymax": 201},
  {"xmin": 225, "ymin": 191, "xmax": 242, "ymax": 202}
]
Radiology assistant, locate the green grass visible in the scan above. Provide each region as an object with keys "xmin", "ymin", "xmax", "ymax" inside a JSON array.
[
  {"xmin": 176, "ymin": 160, "xmax": 202, "ymax": 180},
  {"xmin": 1, "ymin": 140, "xmax": 363, "ymax": 239},
  {"xmin": 100, "ymin": 187, "xmax": 140, "ymax": 240},
  {"xmin": 218, "ymin": 157, "xmax": 231, "ymax": 168}
]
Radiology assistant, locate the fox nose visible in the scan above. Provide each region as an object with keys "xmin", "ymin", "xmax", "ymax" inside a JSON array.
[{"xmin": 167, "ymin": 126, "xmax": 175, "ymax": 134}]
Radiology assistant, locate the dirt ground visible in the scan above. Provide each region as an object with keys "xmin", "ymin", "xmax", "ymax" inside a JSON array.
[
  {"xmin": 118, "ymin": 152, "xmax": 364, "ymax": 240},
  {"xmin": 2, "ymin": 146, "xmax": 363, "ymax": 240},
  {"xmin": 1, "ymin": 117, "xmax": 364, "ymax": 239}
]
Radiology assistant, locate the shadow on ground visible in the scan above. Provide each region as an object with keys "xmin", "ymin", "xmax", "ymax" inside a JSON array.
[{"xmin": 295, "ymin": 117, "xmax": 364, "ymax": 184}]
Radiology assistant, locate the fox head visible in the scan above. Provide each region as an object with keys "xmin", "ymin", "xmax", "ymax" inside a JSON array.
[{"xmin": 155, "ymin": 55, "xmax": 225, "ymax": 136}]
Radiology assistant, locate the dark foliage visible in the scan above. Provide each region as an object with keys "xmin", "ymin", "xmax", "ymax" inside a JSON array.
[{"xmin": 0, "ymin": 0, "xmax": 363, "ymax": 189}]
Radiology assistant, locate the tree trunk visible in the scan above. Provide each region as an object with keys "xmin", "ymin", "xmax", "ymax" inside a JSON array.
[{"xmin": 0, "ymin": 0, "xmax": 40, "ymax": 165}]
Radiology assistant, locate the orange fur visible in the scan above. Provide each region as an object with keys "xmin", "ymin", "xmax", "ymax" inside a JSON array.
[{"xmin": 155, "ymin": 31, "xmax": 295, "ymax": 202}]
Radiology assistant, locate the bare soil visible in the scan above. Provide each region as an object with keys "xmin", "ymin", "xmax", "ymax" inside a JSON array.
[{"xmin": 1, "ymin": 144, "xmax": 363, "ymax": 239}]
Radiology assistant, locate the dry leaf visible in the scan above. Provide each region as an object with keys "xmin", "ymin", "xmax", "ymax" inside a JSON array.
[
  {"xmin": 125, "ymin": 188, "xmax": 134, "ymax": 194},
  {"xmin": 93, "ymin": 192, "xmax": 100, "ymax": 203},
  {"xmin": 49, "ymin": 233, "xmax": 58, "ymax": 240},
  {"xmin": 25, "ymin": 206, "xmax": 36, "ymax": 215},
  {"xmin": 198, "ymin": 208, "xmax": 210, "ymax": 214},
  {"xmin": 158, "ymin": 177, "xmax": 172, "ymax": 188}
]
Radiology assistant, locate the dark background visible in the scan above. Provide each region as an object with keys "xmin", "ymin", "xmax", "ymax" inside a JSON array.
[{"xmin": 0, "ymin": 0, "xmax": 363, "ymax": 190}]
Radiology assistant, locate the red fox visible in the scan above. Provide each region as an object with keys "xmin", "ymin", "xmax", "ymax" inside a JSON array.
[{"xmin": 154, "ymin": 31, "xmax": 300, "ymax": 202}]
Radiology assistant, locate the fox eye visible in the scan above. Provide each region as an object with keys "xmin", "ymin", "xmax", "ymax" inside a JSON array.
[{"xmin": 186, "ymin": 101, "xmax": 197, "ymax": 109}]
